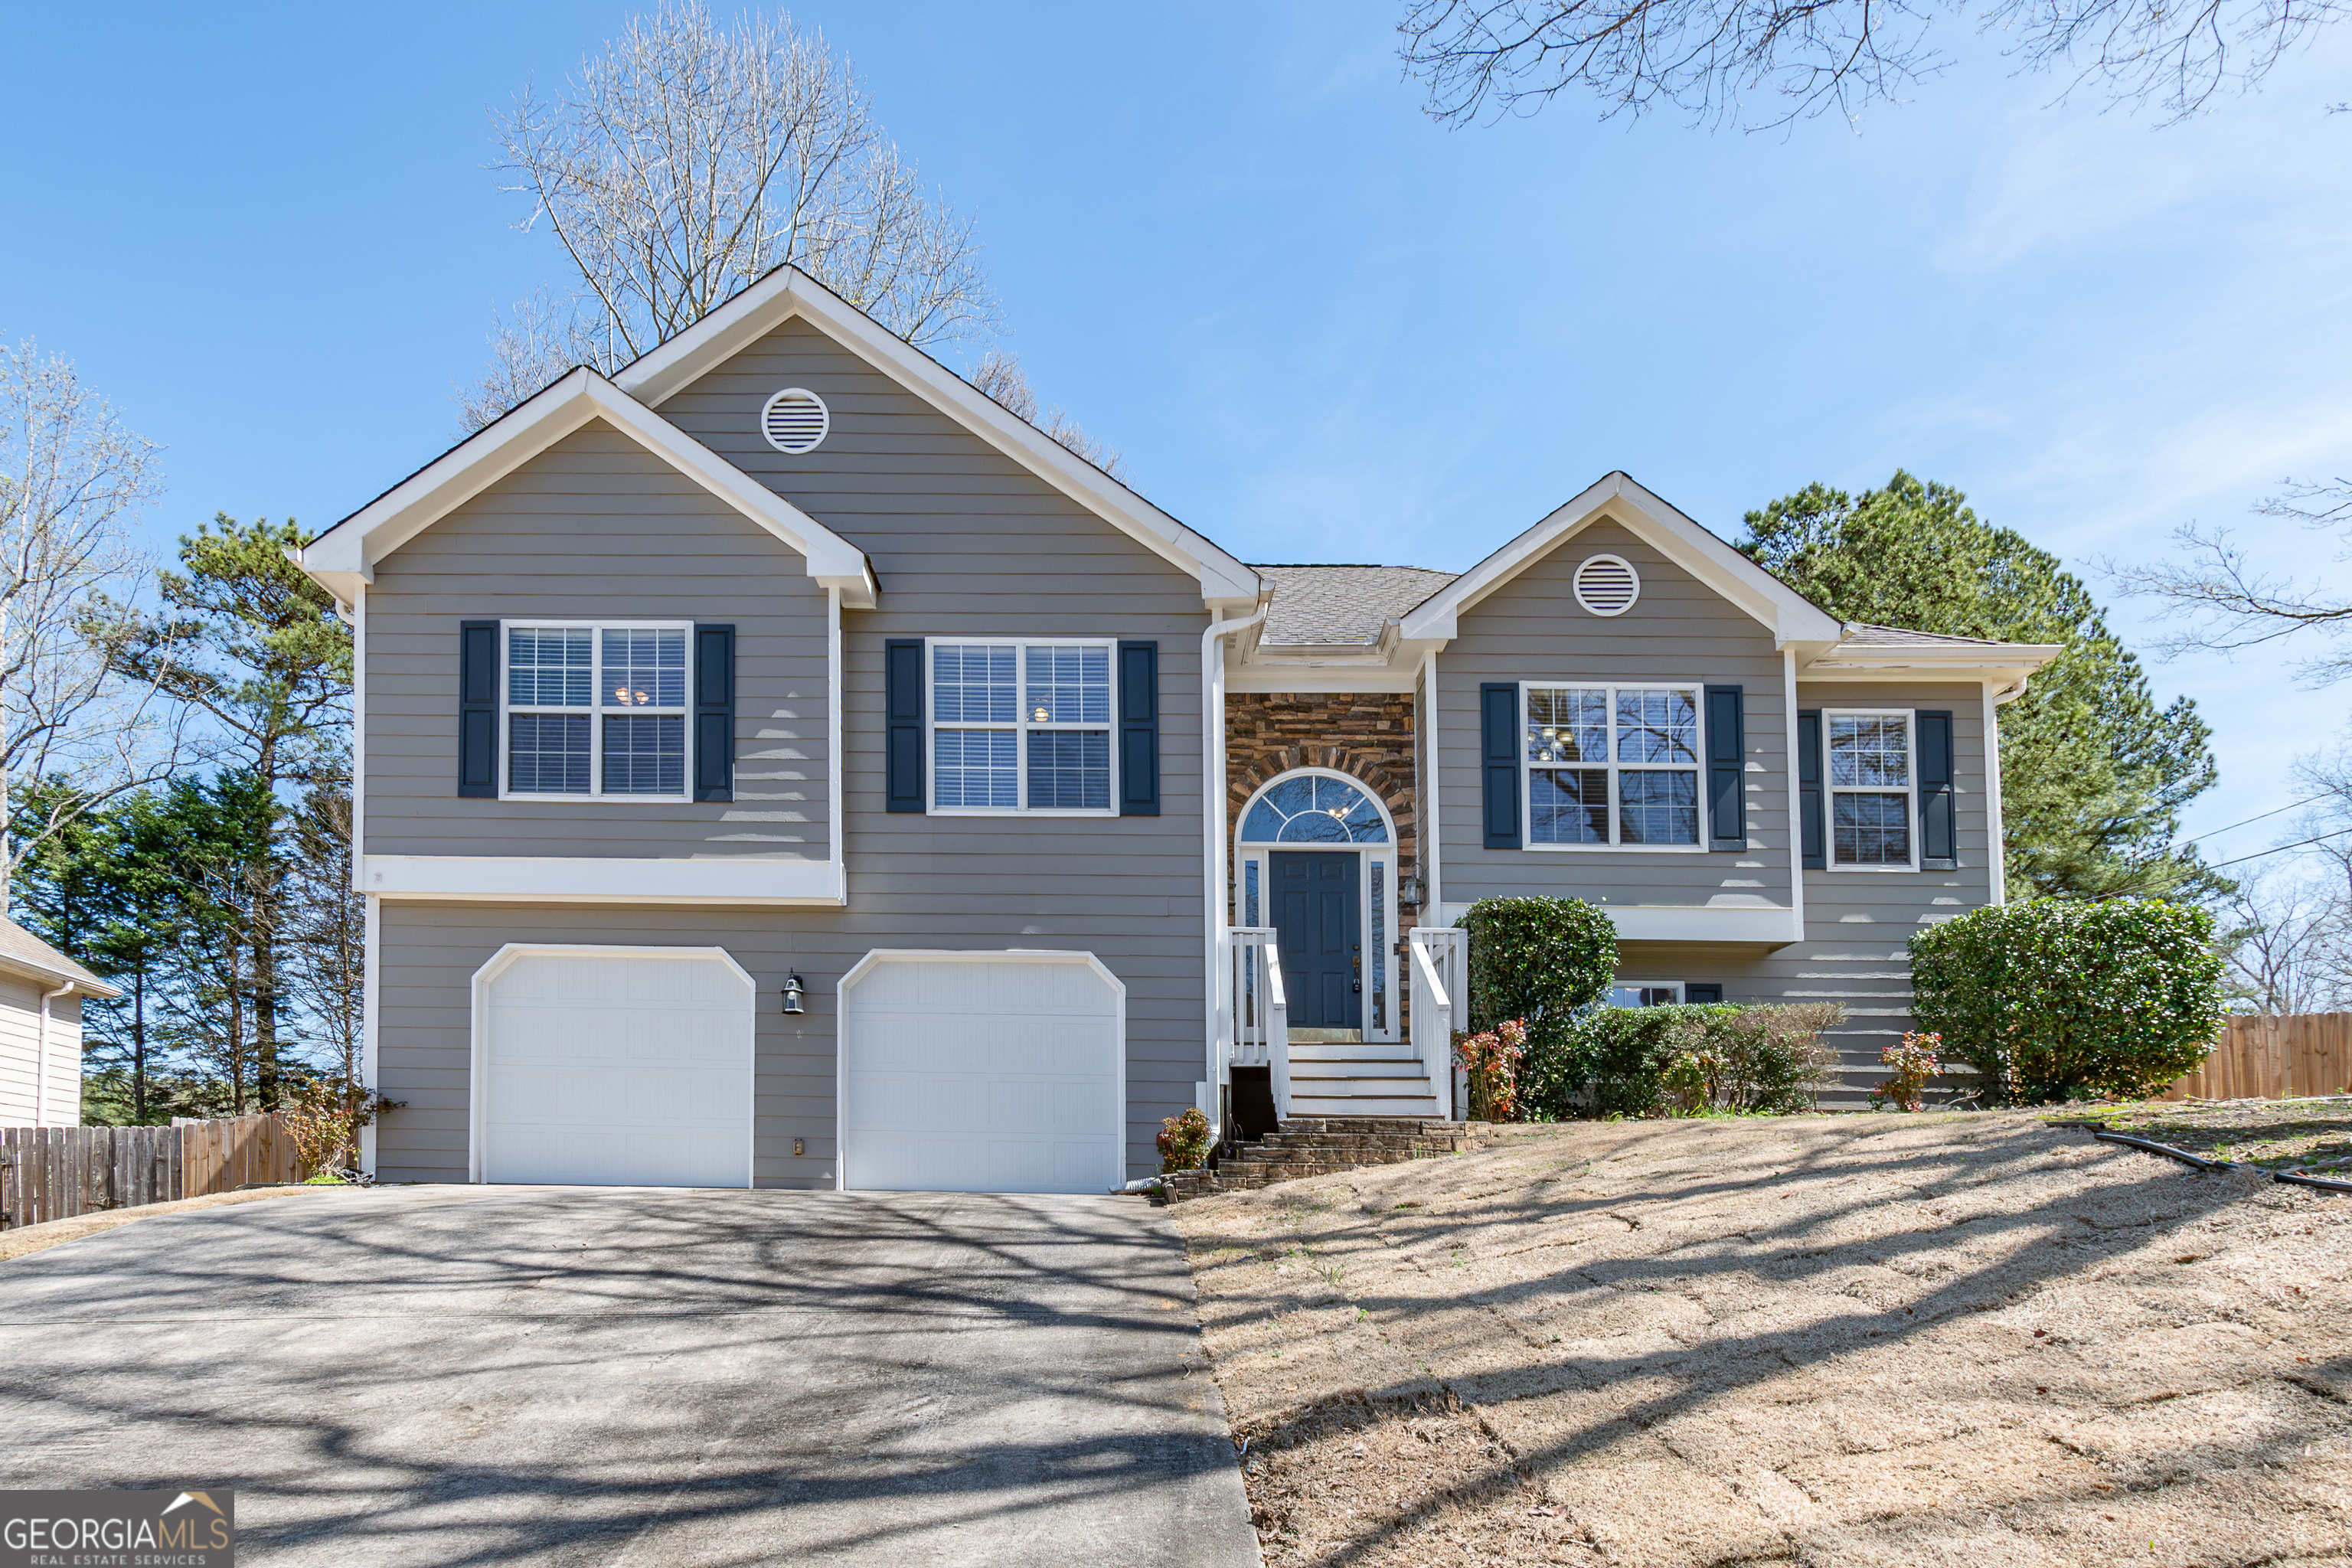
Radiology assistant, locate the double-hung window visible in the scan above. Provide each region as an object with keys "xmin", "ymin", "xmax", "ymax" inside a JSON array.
[
  {"xmin": 503, "ymin": 622, "xmax": 691, "ymax": 800},
  {"xmin": 1522, "ymin": 682, "xmax": 1704, "ymax": 848},
  {"xmin": 1827, "ymin": 710, "xmax": 1916, "ymax": 868},
  {"xmin": 929, "ymin": 639, "xmax": 1116, "ymax": 814}
]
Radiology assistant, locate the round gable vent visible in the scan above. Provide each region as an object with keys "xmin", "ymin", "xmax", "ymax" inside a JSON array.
[
  {"xmin": 760, "ymin": 387, "xmax": 830, "ymax": 454},
  {"xmin": 1573, "ymin": 554, "xmax": 1640, "ymax": 616}
]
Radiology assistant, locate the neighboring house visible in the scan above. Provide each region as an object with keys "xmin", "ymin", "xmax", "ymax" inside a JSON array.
[
  {"xmin": 297, "ymin": 266, "xmax": 2057, "ymax": 1194},
  {"xmin": 0, "ymin": 918, "xmax": 120, "ymax": 1127}
]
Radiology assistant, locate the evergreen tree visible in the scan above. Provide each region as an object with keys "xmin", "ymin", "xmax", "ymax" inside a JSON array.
[{"xmin": 1741, "ymin": 472, "xmax": 2218, "ymax": 900}]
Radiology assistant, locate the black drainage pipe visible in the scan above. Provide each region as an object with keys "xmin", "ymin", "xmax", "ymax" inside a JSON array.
[{"xmin": 2087, "ymin": 1129, "xmax": 2352, "ymax": 1194}]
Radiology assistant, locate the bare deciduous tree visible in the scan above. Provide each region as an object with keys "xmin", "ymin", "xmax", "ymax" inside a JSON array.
[
  {"xmin": 465, "ymin": 2, "xmax": 998, "ymax": 429},
  {"xmin": 0, "ymin": 340, "xmax": 178, "ymax": 914},
  {"xmin": 1398, "ymin": 0, "xmax": 2346, "ymax": 129},
  {"xmin": 2220, "ymin": 867, "xmax": 2351, "ymax": 1014},
  {"xmin": 2111, "ymin": 479, "xmax": 2352, "ymax": 681},
  {"xmin": 969, "ymin": 351, "xmax": 1129, "ymax": 484}
]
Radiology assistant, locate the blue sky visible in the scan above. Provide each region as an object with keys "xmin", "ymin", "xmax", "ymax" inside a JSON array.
[{"xmin": 5, "ymin": 2, "xmax": 2348, "ymax": 865}]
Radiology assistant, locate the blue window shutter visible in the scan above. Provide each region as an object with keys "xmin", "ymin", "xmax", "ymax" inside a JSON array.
[
  {"xmin": 1919, "ymin": 710, "xmax": 1956, "ymax": 869},
  {"xmin": 693, "ymin": 623, "xmax": 736, "ymax": 802},
  {"xmin": 1480, "ymin": 682, "xmax": 1521, "ymax": 849},
  {"xmin": 1118, "ymin": 640, "xmax": 1159, "ymax": 816},
  {"xmin": 1684, "ymin": 983, "xmax": 1723, "ymax": 1004},
  {"xmin": 1705, "ymin": 684, "xmax": 1745, "ymax": 848},
  {"xmin": 459, "ymin": 620, "xmax": 498, "ymax": 798},
  {"xmin": 1798, "ymin": 710, "xmax": 1824, "ymax": 869},
  {"xmin": 885, "ymin": 639, "xmax": 925, "ymax": 813}
]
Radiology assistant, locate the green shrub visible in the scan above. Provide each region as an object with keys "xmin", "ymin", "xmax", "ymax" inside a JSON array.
[
  {"xmin": 1907, "ymin": 899, "xmax": 2225, "ymax": 1105},
  {"xmin": 1563, "ymin": 1003, "xmax": 1845, "ymax": 1119},
  {"xmin": 1158, "ymin": 1107, "xmax": 1211, "ymax": 1173},
  {"xmin": 1458, "ymin": 897, "xmax": 1618, "ymax": 1117}
]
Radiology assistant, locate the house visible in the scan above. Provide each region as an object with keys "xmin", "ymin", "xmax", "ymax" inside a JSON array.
[
  {"xmin": 0, "ymin": 916, "xmax": 121, "ymax": 1126},
  {"xmin": 297, "ymin": 266, "xmax": 2058, "ymax": 1194}
]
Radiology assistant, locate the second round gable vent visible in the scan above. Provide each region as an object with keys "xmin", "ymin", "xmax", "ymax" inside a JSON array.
[
  {"xmin": 760, "ymin": 387, "xmax": 830, "ymax": 454},
  {"xmin": 1573, "ymin": 554, "xmax": 1640, "ymax": 616}
]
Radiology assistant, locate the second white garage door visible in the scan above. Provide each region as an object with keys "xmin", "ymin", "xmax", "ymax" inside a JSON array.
[
  {"xmin": 839, "ymin": 952, "xmax": 1123, "ymax": 1194},
  {"xmin": 475, "ymin": 946, "xmax": 753, "ymax": 1187}
]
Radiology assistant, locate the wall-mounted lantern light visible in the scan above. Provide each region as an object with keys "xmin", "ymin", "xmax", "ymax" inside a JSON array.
[{"xmin": 782, "ymin": 972, "xmax": 806, "ymax": 1014}]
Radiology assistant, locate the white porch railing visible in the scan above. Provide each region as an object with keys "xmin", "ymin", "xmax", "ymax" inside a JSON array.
[
  {"xmin": 1228, "ymin": 926, "xmax": 1292, "ymax": 1118},
  {"xmin": 1408, "ymin": 926, "xmax": 1468, "ymax": 1121}
]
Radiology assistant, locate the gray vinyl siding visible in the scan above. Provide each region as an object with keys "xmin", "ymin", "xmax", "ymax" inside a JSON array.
[
  {"xmin": 371, "ymin": 315, "xmax": 1210, "ymax": 1186},
  {"xmin": 1612, "ymin": 680, "xmax": 1998, "ymax": 1099},
  {"xmin": 364, "ymin": 420, "xmax": 831, "ymax": 859},
  {"xmin": 1436, "ymin": 517, "xmax": 1792, "ymax": 911}
]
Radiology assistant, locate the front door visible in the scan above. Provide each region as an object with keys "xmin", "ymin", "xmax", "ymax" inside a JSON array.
[{"xmin": 1271, "ymin": 851, "xmax": 1361, "ymax": 1031}]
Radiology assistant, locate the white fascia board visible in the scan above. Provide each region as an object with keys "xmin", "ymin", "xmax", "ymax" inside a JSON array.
[
  {"xmin": 1801, "ymin": 642, "xmax": 2065, "ymax": 680},
  {"xmin": 1399, "ymin": 472, "xmax": 1844, "ymax": 648},
  {"xmin": 1602, "ymin": 904, "xmax": 1802, "ymax": 945},
  {"xmin": 0, "ymin": 951, "xmax": 120, "ymax": 1000},
  {"xmin": 299, "ymin": 371, "xmax": 877, "ymax": 609},
  {"xmin": 613, "ymin": 266, "xmax": 1260, "ymax": 606},
  {"xmin": 361, "ymin": 854, "xmax": 844, "ymax": 906},
  {"xmin": 1227, "ymin": 665, "xmax": 1420, "ymax": 694}
]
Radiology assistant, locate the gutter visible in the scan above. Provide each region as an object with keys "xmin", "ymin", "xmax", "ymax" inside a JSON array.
[{"xmin": 34, "ymin": 982, "xmax": 72, "ymax": 1126}]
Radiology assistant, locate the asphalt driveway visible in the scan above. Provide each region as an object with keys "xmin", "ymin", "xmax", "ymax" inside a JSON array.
[{"xmin": 0, "ymin": 1184, "xmax": 1262, "ymax": 1567}]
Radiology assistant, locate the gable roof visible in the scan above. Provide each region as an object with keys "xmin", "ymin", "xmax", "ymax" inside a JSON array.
[
  {"xmin": 300, "ymin": 369, "xmax": 877, "ymax": 609},
  {"xmin": 0, "ymin": 917, "xmax": 117, "ymax": 998},
  {"xmin": 1399, "ymin": 471, "xmax": 1846, "ymax": 649},
  {"xmin": 1255, "ymin": 565, "xmax": 1459, "ymax": 648},
  {"xmin": 612, "ymin": 266, "xmax": 1261, "ymax": 606}
]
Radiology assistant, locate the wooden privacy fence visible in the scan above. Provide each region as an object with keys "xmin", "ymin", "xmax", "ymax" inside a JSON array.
[
  {"xmin": 0, "ymin": 1114, "xmax": 307, "ymax": 1231},
  {"xmin": 2161, "ymin": 1012, "xmax": 2352, "ymax": 1102}
]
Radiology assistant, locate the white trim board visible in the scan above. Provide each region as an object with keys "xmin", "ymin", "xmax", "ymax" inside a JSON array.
[
  {"xmin": 361, "ymin": 854, "xmax": 844, "ymax": 906},
  {"xmin": 611, "ymin": 265, "xmax": 1260, "ymax": 606},
  {"xmin": 299, "ymin": 368, "xmax": 877, "ymax": 609},
  {"xmin": 1400, "ymin": 472, "xmax": 1844, "ymax": 649}
]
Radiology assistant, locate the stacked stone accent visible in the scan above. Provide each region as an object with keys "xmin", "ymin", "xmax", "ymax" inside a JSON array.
[
  {"xmin": 1225, "ymin": 691, "xmax": 1421, "ymax": 925},
  {"xmin": 1158, "ymin": 1117, "xmax": 1476, "ymax": 1200}
]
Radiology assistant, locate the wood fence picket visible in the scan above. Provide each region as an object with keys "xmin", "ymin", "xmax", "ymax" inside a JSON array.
[
  {"xmin": 0, "ymin": 1114, "xmax": 312, "ymax": 1230},
  {"xmin": 2160, "ymin": 1012, "xmax": 2352, "ymax": 1102}
]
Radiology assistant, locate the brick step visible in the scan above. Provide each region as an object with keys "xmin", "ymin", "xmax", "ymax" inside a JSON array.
[{"xmin": 1158, "ymin": 1115, "xmax": 1482, "ymax": 1201}]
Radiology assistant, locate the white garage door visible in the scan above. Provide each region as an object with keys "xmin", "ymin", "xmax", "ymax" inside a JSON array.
[
  {"xmin": 478, "ymin": 946, "xmax": 753, "ymax": 1187},
  {"xmin": 840, "ymin": 952, "xmax": 1122, "ymax": 1194}
]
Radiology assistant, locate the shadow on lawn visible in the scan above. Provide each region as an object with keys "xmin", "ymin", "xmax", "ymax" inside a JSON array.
[{"xmin": 1197, "ymin": 1116, "xmax": 2347, "ymax": 1565}]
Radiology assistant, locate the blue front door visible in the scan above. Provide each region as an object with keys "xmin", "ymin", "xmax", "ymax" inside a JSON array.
[{"xmin": 1271, "ymin": 851, "xmax": 1361, "ymax": 1030}]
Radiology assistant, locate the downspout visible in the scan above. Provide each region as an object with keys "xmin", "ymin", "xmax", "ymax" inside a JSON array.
[
  {"xmin": 1202, "ymin": 599, "xmax": 1270, "ymax": 1129},
  {"xmin": 34, "ymin": 982, "xmax": 72, "ymax": 1126}
]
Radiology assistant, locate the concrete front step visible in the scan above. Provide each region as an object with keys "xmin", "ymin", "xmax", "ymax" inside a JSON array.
[
  {"xmin": 1290, "ymin": 1097, "xmax": 1441, "ymax": 1116},
  {"xmin": 1287, "ymin": 1040, "xmax": 1423, "ymax": 1062}
]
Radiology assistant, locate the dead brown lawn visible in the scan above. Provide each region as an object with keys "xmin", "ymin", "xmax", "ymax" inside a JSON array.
[{"xmin": 1171, "ymin": 1109, "xmax": 2352, "ymax": 1567}]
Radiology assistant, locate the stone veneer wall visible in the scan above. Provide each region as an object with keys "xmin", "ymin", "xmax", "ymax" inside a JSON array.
[{"xmin": 1225, "ymin": 692, "xmax": 1421, "ymax": 930}]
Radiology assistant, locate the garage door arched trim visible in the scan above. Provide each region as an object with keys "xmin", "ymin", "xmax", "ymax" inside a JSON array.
[
  {"xmin": 835, "ymin": 949, "xmax": 1126, "ymax": 1195},
  {"xmin": 469, "ymin": 943, "xmax": 757, "ymax": 1187}
]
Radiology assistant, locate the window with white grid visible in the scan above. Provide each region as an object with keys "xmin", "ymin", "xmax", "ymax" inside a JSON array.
[
  {"xmin": 927, "ymin": 639, "xmax": 1116, "ymax": 814},
  {"xmin": 1521, "ymin": 682, "xmax": 1704, "ymax": 849},
  {"xmin": 502, "ymin": 622, "xmax": 690, "ymax": 800},
  {"xmin": 1828, "ymin": 710, "xmax": 1916, "ymax": 868}
]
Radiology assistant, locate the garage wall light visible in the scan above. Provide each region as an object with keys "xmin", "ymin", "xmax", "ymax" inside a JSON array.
[{"xmin": 782, "ymin": 972, "xmax": 806, "ymax": 1014}]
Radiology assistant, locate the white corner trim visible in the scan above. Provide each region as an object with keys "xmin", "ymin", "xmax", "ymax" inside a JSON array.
[
  {"xmin": 299, "ymin": 369, "xmax": 877, "ymax": 609},
  {"xmin": 1602, "ymin": 904, "xmax": 1802, "ymax": 944},
  {"xmin": 1784, "ymin": 647, "xmax": 1805, "ymax": 936},
  {"xmin": 360, "ymin": 893, "xmax": 381, "ymax": 1176},
  {"xmin": 1983, "ymin": 678, "xmax": 2009, "ymax": 906},
  {"xmin": 1399, "ymin": 472, "xmax": 1844, "ymax": 648},
  {"xmin": 361, "ymin": 854, "xmax": 844, "ymax": 906},
  {"xmin": 610, "ymin": 266, "xmax": 1259, "ymax": 605}
]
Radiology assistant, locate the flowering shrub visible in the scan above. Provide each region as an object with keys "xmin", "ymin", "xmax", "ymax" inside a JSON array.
[
  {"xmin": 277, "ymin": 1076, "xmax": 404, "ymax": 1177},
  {"xmin": 1158, "ymin": 1107, "xmax": 1212, "ymax": 1173},
  {"xmin": 1565, "ymin": 1003, "xmax": 1844, "ymax": 1118},
  {"xmin": 1870, "ymin": 1032, "xmax": 1941, "ymax": 1112},
  {"xmin": 1459, "ymin": 898, "xmax": 1617, "ymax": 1116},
  {"xmin": 1909, "ymin": 899, "xmax": 2225, "ymax": 1103},
  {"xmin": 1454, "ymin": 1018, "xmax": 1529, "ymax": 1122}
]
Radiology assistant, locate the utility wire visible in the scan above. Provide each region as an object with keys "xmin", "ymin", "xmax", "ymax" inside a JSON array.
[
  {"xmin": 2180, "ymin": 793, "xmax": 2330, "ymax": 843},
  {"xmin": 2206, "ymin": 827, "xmax": 2352, "ymax": 871}
]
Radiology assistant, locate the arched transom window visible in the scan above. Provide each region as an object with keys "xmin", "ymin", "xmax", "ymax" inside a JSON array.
[{"xmin": 1239, "ymin": 773, "xmax": 1390, "ymax": 844}]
